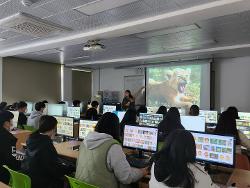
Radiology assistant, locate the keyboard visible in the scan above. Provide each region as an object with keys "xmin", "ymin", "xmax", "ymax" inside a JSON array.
[{"xmin": 126, "ymin": 155, "xmax": 150, "ymax": 168}]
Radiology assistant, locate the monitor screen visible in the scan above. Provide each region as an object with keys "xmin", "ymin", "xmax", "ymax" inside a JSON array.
[
  {"xmin": 123, "ymin": 125, "xmax": 158, "ymax": 152},
  {"xmin": 79, "ymin": 120, "xmax": 98, "ymax": 139},
  {"xmin": 47, "ymin": 104, "xmax": 64, "ymax": 116},
  {"xmin": 236, "ymin": 119, "xmax": 250, "ymax": 139},
  {"xmin": 113, "ymin": 111, "xmax": 126, "ymax": 123},
  {"xmin": 238, "ymin": 112, "xmax": 250, "ymax": 121},
  {"xmin": 191, "ymin": 132, "xmax": 235, "ymax": 167},
  {"xmin": 9, "ymin": 111, "xmax": 19, "ymax": 128},
  {"xmin": 199, "ymin": 110, "xmax": 218, "ymax": 124},
  {"xmin": 181, "ymin": 116, "xmax": 206, "ymax": 132},
  {"xmin": 103, "ymin": 105, "xmax": 116, "ymax": 114},
  {"xmin": 139, "ymin": 113, "xmax": 163, "ymax": 127},
  {"xmin": 25, "ymin": 102, "xmax": 33, "ymax": 115},
  {"xmin": 67, "ymin": 107, "xmax": 81, "ymax": 119},
  {"xmin": 55, "ymin": 116, "xmax": 74, "ymax": 137}
]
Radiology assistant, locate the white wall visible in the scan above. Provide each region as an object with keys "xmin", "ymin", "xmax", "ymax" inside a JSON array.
[
  {"xmin": 215, "ymin": 56, "xmax": 250, "ymax": 112},
  {"xmin": 92, "ymin": 68, "xmax": 145, "ymax": 100}
]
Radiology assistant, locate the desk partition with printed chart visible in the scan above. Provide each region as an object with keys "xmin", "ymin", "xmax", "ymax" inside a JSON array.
[
  {"xmin": 9, "ymin": 111, "xmax": 19, "ymax": 129},
  {"xmin": 181, "ymin": 116, "xmax": 206, "ymax": 132},
  {"xmin": 55, "ymin": 116, "xmax": 74, "ymax": 137},
  {"xmin": 236, "ymin": 119, "xmax": 250, "ymax": 139},
  {"xmin": 199, "ymin": 110, "xmax": 218, "ymax": 124},
  {"xmin": 139, "ymin": 113, "xmax": 163, "ymax": 127},
  {"xmin": 191, "ymin": 132, "xmax": 235, "ymax": 167},
  {"xmin": 123, "ymin": 125, "xmax": 158, "ymax": 152},
  {"xmin": 238, "ymin": 112, "xmax": 250, "ymax": 121},
  {"xmin": 67, "ymin": 107, "xmax": 81, "ymax": 120},
  {"xmin": 79, "ymin": 120, "xmax": 98, "ymax": 139}
]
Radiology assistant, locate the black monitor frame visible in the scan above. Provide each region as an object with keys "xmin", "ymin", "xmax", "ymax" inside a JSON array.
[{"xmin": 190, "ymin": 131, "xmax": 236, "ymax": 168}]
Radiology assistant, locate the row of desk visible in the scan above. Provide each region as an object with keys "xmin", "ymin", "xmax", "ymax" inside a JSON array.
[{"xmin": 11, "ymin": 129, "xmax": 250, "ymax": 188}]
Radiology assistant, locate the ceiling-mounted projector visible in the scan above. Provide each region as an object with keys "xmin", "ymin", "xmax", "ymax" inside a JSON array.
[
  {"xmin": 21, "ymin": 0, "xmax": 35, "ymax": 6},
  {"xmin": 83, "ymin": 40, "xmax": 105, "ymax": 51}
]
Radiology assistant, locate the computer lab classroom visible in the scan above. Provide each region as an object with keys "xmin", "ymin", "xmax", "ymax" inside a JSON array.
[{"xmin": 1, "ymin": 0, "xmax": 250, "ymax": 188}]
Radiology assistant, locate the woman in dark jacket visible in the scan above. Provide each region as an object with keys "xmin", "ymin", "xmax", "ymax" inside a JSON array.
[
  {"xmin": 22, "ymin": 115, "xmax": 73, "ymax": 188},
  {"xmin": 0, "ymin": 111, "xmax": 21, "ymax": 184},
  {"xmin": 158, "ymin": 107, "xmax": 185, "ymax": 141},
  {"xmin": 119, "ymin": 108, "xmax": 137, "ymax": 137}
]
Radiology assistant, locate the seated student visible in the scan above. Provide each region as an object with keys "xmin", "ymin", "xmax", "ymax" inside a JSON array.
[
  {"xmin": 86, "ymin": 101, "xmax": 99, "ymax": 120},
  {"xmin": 58, "ymin": 101, "xmax": 66, "ymax": 104},
  {"xmin": 73, "ymin": 100, "xmax": 81, "ymax": 107},
  {"xmin": 120, "ymin": 108, "xmax": 137, "ymax": 136},
  {"xmin": 22, "ymin": 115, "xmax": 73, "ymax": 188},
  {"xmin": 214, "ymin": 111, "xmax": 250, "ymax": 153},
  {"xmin": 150, "ymin": 129, "xmax": 218, "ymax": 188},
  {"xmin": 0, "ymin": 111, "xmax": 21, "ymax": 184},
  {"xmin": 42, "ymin": 100, "xmax": 48, "ymax": 104},
  {"xmin": 17, "ymin": 101, "xmax": 28, "ymax": 129},
  {"xmin": 27, "ymin": 102, "xmax": 45, "ymax": 129},
  {"xmin": 0, "ymin": 102, "xmax": 7, "ymax": 111},
  {"xmin": 158, "ymin": 107, "xmax": 184, "ymax": 141},
  {"xmin": 156, "ymin": 106, "xmax": 168, "ymax": 118},
  {"xmin": 75, "ymin": 112, "xmax": 147, "ymax": 188},
  {"xmin": 226, "ymin": 106, "xmax": 239, "ymax": 119},
  {"xmin": 136, "ymin": 105, "xmax": 147, "ymax": 116},
  {"xmin": 189, "ymin": 105, "xmax": 200, "ymax": 116}
]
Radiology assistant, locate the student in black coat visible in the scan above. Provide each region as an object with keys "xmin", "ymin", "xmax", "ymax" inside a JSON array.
[
  {"xmin": 17, "ymin": 101, "xmax": 28, "ymax": 129},
  {"xmin": 0, "ymin": 111, "xmax": 21, "ymax": 184},
  {"xmin": 86, "ymin": 101, "xmax": 99, "ymax": 120},
  {"xmin": 22, "ymin": 115, "xmax": 73, "ymax": 188}
]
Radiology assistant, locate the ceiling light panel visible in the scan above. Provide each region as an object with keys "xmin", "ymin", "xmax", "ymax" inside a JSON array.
[
  {"xmin": 0, "ymin": 37, "xmax": 5, "ymax": 41},
  {"xmin": 75, "ymin": 0, "xmax": 140, "ymax": 15}
]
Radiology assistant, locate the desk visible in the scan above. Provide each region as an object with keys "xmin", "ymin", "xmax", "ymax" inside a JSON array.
[
  {"xmin": 54, "ymin": 140, "xmax": 81, "ymax": 159},
  {"xmin": 0, "ymin": 182, "xmax": 10, "ymax": 188},
  {"xmin": 227, "ymin": 169, "xmax": 250, "ymax": 187},
  {"xmin": 11, "ymin": 130, "xmax": 31, "ymax": 150}
]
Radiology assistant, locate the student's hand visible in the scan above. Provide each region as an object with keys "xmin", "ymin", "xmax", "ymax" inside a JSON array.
[{"xmin": 141, "ymin": 167, "xmax": 149, "ymax": 176}]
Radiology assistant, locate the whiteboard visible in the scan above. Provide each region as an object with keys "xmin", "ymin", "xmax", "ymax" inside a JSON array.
[{"xmin": 124, "ymin": 75, "xmax": 145, "ymax": 105}]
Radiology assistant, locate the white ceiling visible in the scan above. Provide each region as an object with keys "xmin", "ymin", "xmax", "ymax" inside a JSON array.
[{"xmin": 0, "ymin": 0, "xmax": 250, "ymax": 68}]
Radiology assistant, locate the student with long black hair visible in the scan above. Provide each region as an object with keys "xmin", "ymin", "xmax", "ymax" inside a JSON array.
[
  {"xmin": 150, "ymin": 129, "xmax": 218, "ymax": 188},
  {"xmin": 76, "ymin": 112, "xmax": 147, "ymax": 188},
  {"xmin": 214, "ymin": 111, "xmax": 250, "ymax": 153},
  {"xmin": 120, "ymin": 108, "xmax": 137, "ymax": 136},
  {"xmin": 23, "ymin": 115, "xmax": 73, "ymax": 188},
  {"xmin": 156, "ymin": 106, "xmax": 168, "ymax": 118},
  {"xmin": 158, "ymin": 107, "xmax": 184, "ymax": 141}
]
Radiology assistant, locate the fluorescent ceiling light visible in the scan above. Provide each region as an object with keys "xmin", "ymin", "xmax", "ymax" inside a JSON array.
[
  {"xmin": 136, "ymin": 24, "xmax": 200, "ymax": 38},
  {"xmin": 0, "ymin": 37, "xmax": 6, "ymax": 42},
  {"xmin": 75, "ymin": 0, "xmax": 139, "ymax": 15},
  {"xmin": 72, "ymin": 68, "xmax": 92, "ymax": 72}
]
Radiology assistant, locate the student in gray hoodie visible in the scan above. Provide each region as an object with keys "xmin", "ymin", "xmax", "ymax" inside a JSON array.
[
  {"xmin": 75, "ymin": 112, "xmax": 148, "ymax": 188},
  {"xmin": 27, "ymin": 102, "xmax": 45, "ymax": 129}
]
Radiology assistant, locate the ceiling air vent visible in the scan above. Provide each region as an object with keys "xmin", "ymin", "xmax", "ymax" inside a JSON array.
[{"xmin": 0, "ymin": 12, "xmax": 71, "ymax": 37}]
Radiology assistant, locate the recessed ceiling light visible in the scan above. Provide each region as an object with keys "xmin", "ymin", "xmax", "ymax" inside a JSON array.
[{"xmin": 75, "ymin": 0, "xmax": 139, "ymax": 15}]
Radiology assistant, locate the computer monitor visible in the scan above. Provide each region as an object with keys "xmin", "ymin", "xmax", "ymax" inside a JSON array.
[
  {"xmin": 113, "ymin": 111, "xmax": 126, "ymax": 123},
  {"xmin": 146, "ymin": 107, "xmax": 158, "ymax": 114},
  {"xmin": 9, "ymin": 111, "xmax": 19, "ymax": 128},
  {"xmin": 55, "ymin": 116, "xmax": 74, "ymax": 137},
  {"xmin": 42, "ymin": 103, "xmax": 48, "ymax": 115},
  {"xmin": 47, "ymin": 104, "xmax": 64, "ymax": 116},
  {"xmin": 236, "ymin": 119, "xmax": 250, "ymax": 139},
  {"xmin": 123, "ymin": 125, "xmax": 158, "ymax": 153},
  {"xmin": 67, "ymin": 107, "xmax": 81, "ymax": 120},
  {"xmin": 139, "ymin": 113, "xmax": 163, "ymax": 127},
  {"xmin": 238, "ymin": 112, "xmax": 250, "ymax": 121},
  {"xmin": 199, "ymin": 110, "xmax": 218, "ymax": 124},
  {"xmin": 191, "ymin": 132, "xmax": 235, "ymax": 168},
  {"xmin": 79, "ymin": 120, "xmax": 98, "ymax": 139},
  {"xmin": 181, "ymin": 116, "xmax": 206, "ymax": 132},
  {"xmin": 25, "ymin": 102, "xmax": 33, "ymax": 115},
  {"xmin": 103, "ymin": 105, "xmax": 117, "ymax": 114}
]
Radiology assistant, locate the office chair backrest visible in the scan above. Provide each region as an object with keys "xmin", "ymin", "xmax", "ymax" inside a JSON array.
[
  {"xmin": 3, "ymin": 165, "xmax": 31, "ymax": 188},
  {"xmin": 235, "ymin": 153, "xmax": 250, "ymax": 170},
  {"xmin": 65, "ymin": 175, "xmax": 99, "ymax": 188}
]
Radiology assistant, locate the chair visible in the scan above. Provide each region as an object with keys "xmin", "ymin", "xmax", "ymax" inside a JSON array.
[
  {"xmin": 235, "ymin": 153, "xmax": 250, "ymax": 170},
  {"xmin": 3, "ymin": 165, "xmax": 31, "ymax": 188},
  {"xmin": 65, "ymin": 176, "xmax": 99, "ymax": 188}
]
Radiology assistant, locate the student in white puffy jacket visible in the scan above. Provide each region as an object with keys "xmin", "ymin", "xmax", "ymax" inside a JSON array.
[{"xmin": 149, "ymin": 130, "xmax": 219, "ymax": 188}]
